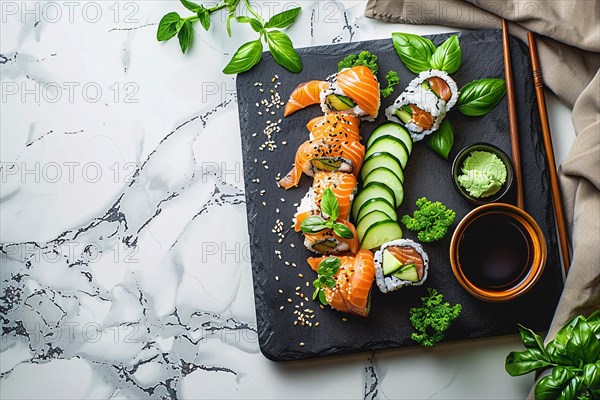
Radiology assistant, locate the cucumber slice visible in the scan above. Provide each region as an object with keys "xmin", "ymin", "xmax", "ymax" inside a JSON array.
[
  {"xmin": 351, "ymin": 182, "xmax": 396, "ymax": 221},
  {"xmin": 361, "ymin": 152, "xmax": 404, "ymax": 184},
  {"xmin": 367, "ymin": 122, "xmax": 413, "ymax": 154},
  {"xmin": 363, "ymin": 167, "xmax": 404, "ymax": 207},
  {"xmin": 360, "ymin": 220, "xmax": 403, "ymax": 250},
  {"xmin": 357, "ymin": 211, "xmax": 393, "ymax": 243},
  {"xmin": 355, "ymin": 198, "xmax": 397, "ymax": 225},
  {"xmin": 392, "ymin": 264, "xmax": 419, "ymax": 282},
  {"xmin": 382, "ymin": 249, "xmax": 403, "ymax": 275},
  {"xmin": 365, "ymin": 136, "xmax": 409, "ymax": 169}
]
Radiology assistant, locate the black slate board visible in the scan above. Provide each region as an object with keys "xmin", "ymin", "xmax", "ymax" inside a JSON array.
[{"xmin": 237, "ymin": 29, "xmax": 564, "ymax": 361}]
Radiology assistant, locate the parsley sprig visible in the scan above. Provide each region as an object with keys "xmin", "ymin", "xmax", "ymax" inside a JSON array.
[
  {"xmin": 157, "ymin": 0, "xmax": 302, "ymax": 74},
  {"xmin": 312, "ymin": 257, "xmax": 341, "ymax": 305},
  {"xmin": 300, "ymin": 188, "xmax": 354, "ymax": 239}
]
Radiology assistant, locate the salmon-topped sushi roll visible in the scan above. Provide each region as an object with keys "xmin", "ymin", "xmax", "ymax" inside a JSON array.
[
  {"xmin": 307, "ymin": 112, "xmax": 362, "ymax": 142},
  {"xmin": 284, "ymin": 80, "xmax": 330, "ymax": 117},
  {"xmin": 279, "ymin": 138, "xmax": 365, "ymax": 190},
  {"xmin": 307, "ymin": 250, "xmax": 375, "ymax": 317},
  {"xmin": 320, "ymin": 66, "xmax": 381, "ymax": 121}
]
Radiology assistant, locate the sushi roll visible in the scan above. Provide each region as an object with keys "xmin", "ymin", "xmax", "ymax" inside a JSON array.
[
  {"xmin": 320, "ymin": 66, "xmax": 381, "ymax": 121},
  {"xmin": 293, "ymin": 171, "xmax": 357, "ymax": 232},
  {"xmin": 373, "ymin": 239, "xmax": 429, "ymax": 293},
  {"xmin": 303, "ymin": 219, "xmax": 359, "ymax": 255},
  {"xmin": 307, "ymin": 250, "xmax": 375, "ymax": 317},
  {"xmin": 279, "ymin": 137, "xmax": 365, "ymax": 189},
  {"xmin": 307, "ymin": 112, "xmax": 361, "ymax": 142},
  {"xmin": 284, "ymin": 80, "xmax": 329, "ymax": 117},
  {"xmin": 385, "ymin": 70, "xmax": 458, "ymax": 141}
]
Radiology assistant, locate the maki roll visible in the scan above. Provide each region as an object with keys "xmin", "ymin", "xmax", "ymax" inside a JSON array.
[
  {"xmin": 373, "ymin": 239, "xmax": 429, "ymax": 293},
  {"xmin": 307, "ymin": 250, "xmax": 375, "ymax": 317},
  {"xmin": 303, "ymin": 219, "xmax": 359, "ymax": 255},
  {"xmin": 279, "ymin": 137, "xmax": 365, "ymax": 189},
  {"xmin": 385, "ymin": 70, "xmax": 459, "ymax": 141},
  {"xmin": 320, "ymin": 66, "xmax": 381, "ymax": 121},
  {"xmin": 306, "ymin": 112, "xmax": 361, "ymax": 142}
]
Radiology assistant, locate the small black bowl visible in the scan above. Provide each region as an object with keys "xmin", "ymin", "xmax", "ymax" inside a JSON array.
[{"xmin": 451, "ymin": 143, "xmax": 514, "ymax": 205}]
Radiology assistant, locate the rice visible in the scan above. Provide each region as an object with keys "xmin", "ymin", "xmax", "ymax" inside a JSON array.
[{"xmin": 373, "ymin": 239, "xmax": 429, "ymax": 293}]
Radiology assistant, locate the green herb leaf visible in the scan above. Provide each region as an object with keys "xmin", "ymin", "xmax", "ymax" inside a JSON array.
[
  {"xmin": 312, "ymin": 287, "xmax": 320, "ymax": 300},
  {"xmin": 320, "ymin": 188, "xmax": 339, "ymax": 221},
  {"xmin": 300, "ymin": 216, "xmax": 328, "ymax": 234},
  {"xmin": 430, "ymin": 35, "xmax": 461, "ymax": 74},
  {"xmin": 333, "ymin": 223, "xmax": 354, "ymax": 239},
  {"xmin": 566, "ymin": 317, "xmax": 600, "ymax": 365},
  {"xmin": 226, "ymin": 13, "xmax": 234, "ymax": 36},
  {"xmin": 325, "ymin": 276, "xmax": 336, "ymax": 288},
  {"xmin": 317, "ymin": 257, "xmax": 341, "ymax": 277},
  {"xmin": 180, "ymin": 0, "xmax": 202, "ymax": 12},
  {"xmin": 518, "ymin": 325, "xmax": 549, "ymax": 358},
  {"xmin": 583, "ymin": 362, "xmax": 600, "ymax": 389},
  {"xmin": 409, "ymin": 288, "xmax": 461, "ymax": 347},
  {"xmin": 318, "ymin": 289, "xmax": 328, "ymax": 305},
  {"xmin": 237, "ymin": 16, "xmax": 263, "ymax": 32},
  {"xmin": 222, "ymin": 39, "xmax": 263, "ymax": 74},
  {"xmin": 426, "ymin": 119, "xmax": 454, "ymax": 160},
  {"xmin": 198, "ymin": 8, "xmax": 211, "ymax": 31},
  {"xmin": 588, "ymin": 310, "xmax": 600, "ymax": 337},
  {"xmin": 157, "ymin": 12, "xmax": 182, "ymax": 41},
  {"xmin": 456, "ymin": 78, "xmax": 507, "ymax": 116},
  {"xmin": 391, "ymin": 32, "xmax": 436, "ymax": 74},
  {"xmin": 535, "ymin": 367, "xmax": 578, "ymax": 400},
  {"xmin": 505, "ymin": 349, "xmax": 552, "ymax": 376},
  {"xmin": 266, "ymin": 30, "xmax": 303, "ymax": 73},
  {"xmin": 177, "ymin": 20, "xmax": 194, "ymax": 54},
  {"xmin": 313, "ymin": 278, "xmax": 322, "ymax": 289},
  {"xmin": 265, "ymin": 7, "xmax": 301, "ymax": 29}
]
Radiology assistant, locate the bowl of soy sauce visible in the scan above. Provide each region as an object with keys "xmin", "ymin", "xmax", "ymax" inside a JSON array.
[{"xmin": 449, "ymin": 203, "xmax": 547, "ymax": 302}]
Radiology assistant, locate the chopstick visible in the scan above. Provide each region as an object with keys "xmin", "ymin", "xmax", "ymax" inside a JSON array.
[
  {"xmin": 501, "ymin": 19, "xmax": 525, "ymax": 210},
  {"xmin": 527, "ymin": 32, "xmax": 571, "ymax": 273}
]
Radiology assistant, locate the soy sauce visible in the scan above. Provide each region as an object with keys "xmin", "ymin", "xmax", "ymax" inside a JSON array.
[{"xmin": 459, "ymin": 213, "xmax": 531, "ymax": 290}]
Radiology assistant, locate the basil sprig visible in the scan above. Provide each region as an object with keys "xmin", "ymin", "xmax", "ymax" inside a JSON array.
[
  {"xmin": 392, "ymin": 33, "xmax": 461, "ymax": 74},
  {"xmin": 456, "ymin": 78, "xmax": 507, "ymax": 116},
  {"xmin": 312, "ymin": 257, "xmax": 341, "ymax": 305},
  {"xmin": 157, "ymin": 0, "xmax": 303, "ymax": 74},
  {"xmin": 300, "ymin": 188, "xmax": 354, "ymax": 239},
  {"xmin": 426, "ymin": 119, "xmax": 454, "ymax": 160},
  {"xmin": 505, "ymin": 311, "xmax": 600, "ymax": 400}
]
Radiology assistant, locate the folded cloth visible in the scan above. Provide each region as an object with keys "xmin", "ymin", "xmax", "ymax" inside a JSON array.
[{"xmin": 365, "ymin": 0, "xmax": 600, "ymax": 397}]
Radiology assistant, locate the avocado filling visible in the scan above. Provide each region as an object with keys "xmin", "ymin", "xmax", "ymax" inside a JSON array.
[
  {"xmin": 311, "ymin": 158, "xmax": 347, "ymax": 172},
  {"xmin": 326, "ymin": 94, "xmax": 356, "ymax": 111}
]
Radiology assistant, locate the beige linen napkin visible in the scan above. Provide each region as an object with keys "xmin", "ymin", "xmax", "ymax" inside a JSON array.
[{"xmin": 365, "ymin": 0, "xmax": 600, "ymax": 396}]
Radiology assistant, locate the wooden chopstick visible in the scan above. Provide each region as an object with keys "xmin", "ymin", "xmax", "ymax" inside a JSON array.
[
  {"xmin": 502, "ymin": 19, "xmax": 525, "ymax": 210},
  {"xmin": 527, "ymin": 32, "xmax": 571, "ymax": 273}
]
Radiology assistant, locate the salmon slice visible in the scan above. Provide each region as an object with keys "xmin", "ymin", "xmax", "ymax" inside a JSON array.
[
  {"xmin": 284, "ymin": 80, "xmax": 329, "ymax": 117},
  {"xmin": 303, "ymin": 219, "xmax": 359, "ymax": 255},
  {"xmin": 336, "ymin": 66, "xmax": 380, "ymax": 119},
  {"xmin": 387, "ymin": 246, "xmax": 425, "ymax": 279},
  {"xmin": 428, "ymin": 77, "xmax": 452, "ymax": 102},
  {"xmin": 294, "ymin": 171, "xmax": 357, "ymax": 231},
  {"xmin": 279, "ymin": 138, "xmax": 365, "ymax": 190},
  {"xmin": 308, "ymin": 112, "xmax": 361, "ymax": 142},
  {"xmin": 410, "ymin": 104, "xmax": 435, "ymax": 130},
  {"xmin": 307, "ymin": 250, "xmax": 375, "ymax": 317}
]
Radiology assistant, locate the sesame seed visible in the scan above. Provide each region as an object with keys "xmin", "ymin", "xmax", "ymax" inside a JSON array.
[
  {"xmin": 287, "ymin": 298, "xmax": 292, "ymax": 303},
  {"xmin": 278, "ymin": 289, "xmax": 283, "ymax": 294},
  {"xmin": 275, "ymin": 276, "xmax": 279, "ymax": 281},
  {"xmin": 299, "ymin": 342, "xmax": 305, "ymax": 346},
  {"xmin": 342, "ymin": 317, "xmax": 348, "ymax": 322},
  {"xmin": 298, "ymin": 274, "xmax": 304, "ymax": 278},
  {"xmin": 315, "ymin": 322, "xmax": 320, "ymax": 327},
  {"xmin": 279, "ymin": 306, "xmax": 284, "ymax": 310},
  {"xmin": 295, "ymin": 286, "xmax": 300, "ymax": 291},
  {"xmin": 262, "ymin": 202, "xmax": 267, "ymax": 206},
  {"xmin": 290, "ymin": 244, "xmax": 295, "ymax": 248}
]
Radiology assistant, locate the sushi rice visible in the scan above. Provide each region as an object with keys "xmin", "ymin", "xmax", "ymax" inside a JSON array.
[{"xmin": 373, "ymin": 239, "xmax": 429, "ymax": 293}]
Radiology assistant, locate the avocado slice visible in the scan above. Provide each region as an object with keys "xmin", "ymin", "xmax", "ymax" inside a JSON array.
[
  {"xmin": 392, "ymin": 263, "xmax": 419, "ymax": 282},
  {"xmin": 311, "ymin": 158, "xmax": 343, "ymax": 172},
  {"xmin": 326, "ymin": 94, "xmax": 356, "ymax": 111},
  {"xmin": 312, "ymin": 240, "xmax": 337, "ymax": 253},
  {"xmin": 382, "ymin": 248, "xmax": 404, "ymax": 275}
]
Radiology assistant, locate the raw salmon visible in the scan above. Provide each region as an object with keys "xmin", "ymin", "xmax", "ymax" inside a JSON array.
[
  {"xmin": 410, "ymin": 104, "xmax": 434, "ymax": 130},
  {"xmin": 307, "ymin": 249, "xmax": 375, "ymax": 317},
  {"xmin": 428, "ymin": 77, "xmax": 452, "ymax": 102},
  {"xmin": 284, "ymin": 80, "xmax": 329, "ymax": 117},
  {"xmin": 387, "ymin": 246, "xmax": 425, "ymax": 280},
  {"xmin": 279, "ymin": 138, "xmax": 365, "ymax": 190},
  {"xmin": 307, "ymin": 112, "xmax": 361, "ymax": 142},
  {"xmin": 336, "ymin": 66, "xmax": 380, "ymax": 119}
]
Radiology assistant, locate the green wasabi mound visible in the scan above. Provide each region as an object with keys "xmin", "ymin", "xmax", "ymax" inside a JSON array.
[{"xmin": 457, "ymin": 151, "xmax": 507, "ymax": 198}]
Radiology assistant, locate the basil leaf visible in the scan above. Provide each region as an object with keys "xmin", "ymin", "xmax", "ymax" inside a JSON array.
[
  {"xmin": 333, "ymin": 223, "xmax": 354, "ymax": 239},
  {"xmin": 266, "ymin": 30, "xmax": 303, "ymax": 73},
  {"xmin": 587, "ymin": 310, "xmax": 600, "ymax": 337},
  {"xmin": 456, "ymin": 78, "xmax": 507, "ymax": 117},
  {"xmin": 157, "ymin": 12, "xmax": 182, "ymax": 41},
  {"xmin": 426, "ymin": 119, "xmax": 454, "ymax": 159},
  {"xmin": 318, "ymin": 289, "xmax": 328, "ymax": 305},
  {"xmin": 583, "ymin": 361, "xmax": 600, "ymax": 388},
  {"xmin": 222, "ymin": 39, "xmax": 263, "ymax": 74},
  {"xmin": 320, "ymin": 188, "xmax": 339, "ymax": 221},
  {"xmin": 392, "ymin": 32, "xmax": 436, "ymax": 74},
  {"xmin": 518, "ymin": 324, "xmax": 549, "ymax": 356},
  {"xmin": 505, "ymin": 348, "xmax": 552, "ymax": 376},
  {"xmin": 198, "ymin": 8, "xmax": 211, "ymax": 31},
  {"xmin": 430, "ymin": 35, "xmax": 461, "ymax": 74},
  {"xmin": 325, "ymin": 277, "xmax": 336, "ymax": 288},
  {"xmin": 300, "ymin": 216, "xmax": 328, "ymax": 233},
  {"xmin": 265, "ymin": 7, "xmax": 301, "ymax": 29},
  {"xmin": 312, "ymin": 287, "xmax": 320, "ymax": 300},
  {"xmin": 313, "ymin": 278, "xmax": 322, "ymax": 289},
  {"xmin": 180, "ymin": 0, "xmax": 202, "ymax": 12},
  {"xmin": 319, "ymin": 275, "xmax": 329, "ymax": 285},
  {"xmin": 558, "ymin": 375, "xmax": 584, "ymax": 400},
  {"xmin": 177, "ymin": 20, "xmax": 194, "ymax": 54},
  {"xmin": 226, "ymin": 13, "xmax": 234, "ymax": 37},
  {"xmin": 566, "ymin": 317, "xmax": 600, "ymax": 364},
  {"xmin": 237, "ymin": 16, "xmax": 263, "ymax": 32},
  {"xmin": 317, "ymin": 257, "xmax": 341, "ymax": 276},
  {"xmin": 535, "ymin": 367, "xmax": 577, "ymax": 400}
]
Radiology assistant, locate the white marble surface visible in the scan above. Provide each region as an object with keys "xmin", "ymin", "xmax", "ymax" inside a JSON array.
[{"xmin": 0, "ymin": 1, "xmax": 576, "ymax": 399}]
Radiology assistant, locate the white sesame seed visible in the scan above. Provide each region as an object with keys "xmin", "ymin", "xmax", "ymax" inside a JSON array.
[{"xmin": 280, "ymin": 306, "xmax": 284, "ymax": 310}]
